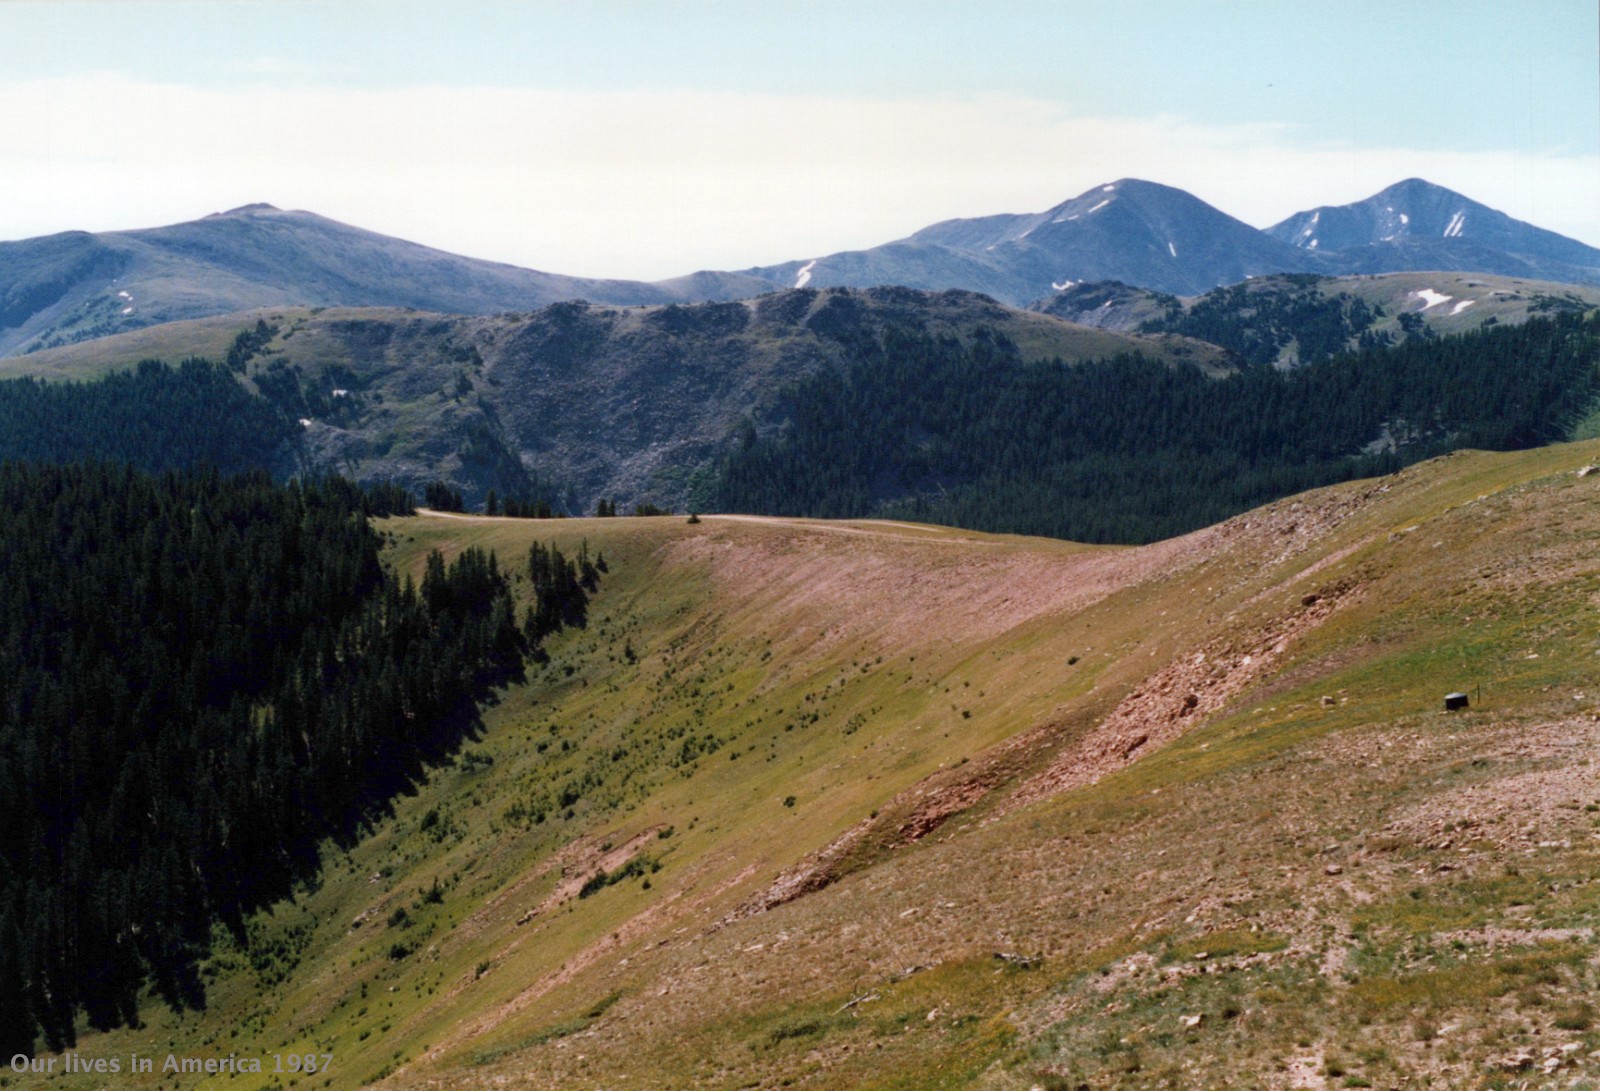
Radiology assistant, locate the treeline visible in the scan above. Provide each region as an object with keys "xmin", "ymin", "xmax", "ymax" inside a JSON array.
[
  {"xmin": 0, "ymin": 358, "xmax": 295, "ymax": 474},
  {"xmin": 423, "ymin": 482, "xmax": 567, "ymax": 518},
  {"xmin": 0, "ymin": 464, "xmax": 571, "ymax": 1054},
  {"xmin": 425, "ymin": 488, "xmax": 670, "ymax": 520},
  {"xmin": 0, "ymin": 352, "xmax": 530, "ymax": 516},
  {"xmin": 712, "ymin": 311, "xmax": 1600, "ymax": 543}
]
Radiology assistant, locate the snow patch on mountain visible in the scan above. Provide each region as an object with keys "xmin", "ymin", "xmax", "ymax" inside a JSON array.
[
  {"xmin": 1087, "ymin": 199, "xmax": 1110, "ymax": 214},
  {"xmin": 794, "ymin": 260, "xmax": 817, "ymax": 289},
  {"xmin": 1414, "ymin": 289, "xmax": 1453, "ymax": 309},
  {"xmin": 1450, "ymin": 299, "xmax": 1476, "ymax": 316},
  {"xmin": 1444, "ymin": 211, "xmax": 1465, "ymax": 238}
]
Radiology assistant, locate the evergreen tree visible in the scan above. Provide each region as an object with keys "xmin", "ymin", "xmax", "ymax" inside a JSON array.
[
  {"xmin": 712, "ymin": 313, "xmax": 1600, "ymax": 544},
  {"xmin": 0, "ymin": 464, "xmax": 558, "ymax": 1038}
]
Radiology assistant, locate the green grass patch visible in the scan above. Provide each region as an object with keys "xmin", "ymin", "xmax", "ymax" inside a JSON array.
[
  {"xmin": 1352, "ymin": 871, "xmax": 1555, "ymax": 935},
  {"xmin": 1162, "ymin": 928, "xmax": 1290, "ymax": 964},
  {"xmin": 764, "ymin": 1012, "xmax": 853, "ymax": 1047},
  {"xmin": 1348, "ymin": 943, "xmax": 1586, "ymax": 1017},
  {"xmin": 470, "ymin": 992, "xmax": 623, "ymax": 1065}
]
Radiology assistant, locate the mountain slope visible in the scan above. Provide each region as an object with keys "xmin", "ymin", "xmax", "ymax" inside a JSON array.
[
  {"xmin": 914, "ymin": 178, "xmax": 1318, "ymax": 296},
  {"xmin": 35, "ymin": 437, "xmax": 1600, "ymax": 1090},
  {"xmin": 711, "ymin": 309, "xmax": 1600, "ymax": 541},
  {"xmin": 1269, "ymin": 178, "xmax": 1600, "ymax": 285},
  {"xmin": 741, "ymin": 178, "xmax": 1600, "ymax": 305},
  {"xmin": 11, "ymin": 290, "xmax": 1598, "ymax": 542},
  {"xmin": 8, "ymin": 288, "xmax": 1231, "ymax": 512},
  {"xmin": 0, "ymin": 204, "xmax": 698, "ymax": 357},
  {"xmin": 743, "ymin": 179, "xmax": 1322, "ymax": 303},
  {"xmin": 1037, "ymin": 271, "xmax": 1600, "ymax": 367}
]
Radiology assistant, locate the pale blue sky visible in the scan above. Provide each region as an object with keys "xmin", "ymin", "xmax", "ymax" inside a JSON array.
[{"xmin": 1, "ymin": 1, "xmax": 1595, "ymax": 277}]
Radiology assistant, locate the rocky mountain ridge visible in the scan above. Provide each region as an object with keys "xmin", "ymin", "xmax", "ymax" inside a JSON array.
[{"xmin": 3, "ymin": 179, "xmax": 1596, "ymax": 356}]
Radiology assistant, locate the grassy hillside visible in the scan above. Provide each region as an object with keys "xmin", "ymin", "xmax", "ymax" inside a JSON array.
[
  {"xmin": 31, "ymin": 436, "xmax": 1600, "ymax": 1090},
  {"xmin": 0, "ymin": 309, "xmax": 288, "ymax": 381}
]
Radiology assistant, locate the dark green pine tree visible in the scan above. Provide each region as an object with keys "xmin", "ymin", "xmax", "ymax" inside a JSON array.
[
  {"xmin": 0, "ymin": 896, "xmax": 36, "ymax": 1058},
  {"xmin": 0, "ymin": 464, "xmax": 552, "ymax": 1037}
]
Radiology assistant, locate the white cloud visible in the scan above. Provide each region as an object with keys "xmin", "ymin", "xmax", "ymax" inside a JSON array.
[{"xmin": 0, "ymin": 76, "xmax": 1595, "ymax": 280}]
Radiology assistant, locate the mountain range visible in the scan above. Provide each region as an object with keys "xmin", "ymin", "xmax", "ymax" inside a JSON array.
[
  {"xmin": 751, "ymin": 177, "xmax": 1600, "ymax": 304},
  {"xmin": 2, "ymin": 178, "xmax": 1597, "ymax": 357},
  {"xmin": 0, "ymin": 204, "xmax": 770, "ymax": 357},
  {"xmin": 9, "ymin": 172, "xmax": 1600, "ymax": 1091}
]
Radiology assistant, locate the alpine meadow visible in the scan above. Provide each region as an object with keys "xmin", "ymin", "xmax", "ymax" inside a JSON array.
[{"xmin": 3, "ymin": 3, "xmax": 1600, "ymax": 1089}]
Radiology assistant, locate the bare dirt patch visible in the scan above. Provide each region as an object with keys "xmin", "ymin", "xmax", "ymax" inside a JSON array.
[
  {"xmin": 673, "ymin": 516, "xmax": 1224, "ymax": 656},
  {"xmin": 1342, "ymin": 715, "xmax": 1600, "ymax": 859},
  {"xmin": 1003, "ymin": 577, "xmax": 1365, "ymax": 811}
]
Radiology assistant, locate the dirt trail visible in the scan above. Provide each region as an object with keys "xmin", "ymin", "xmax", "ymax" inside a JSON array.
[
  {"xmin": 415, "ymin": 507, "xmax": 512, "ymax": 522},
  {"xmin": 705, "ymin": 513, "xmax": 973, "ymax": 541}
]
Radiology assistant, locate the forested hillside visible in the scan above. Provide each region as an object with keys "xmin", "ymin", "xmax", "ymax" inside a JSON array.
[
  {"xmin": 0, "ymin": 358, "xmax": 295, "ymax": 474},
  {"xmin": 1132, "ymin": 274, "xmax": 1389, "ymax": 366},
  {"xmin": 0, "ymin": 466, "xmax": 596, "ymax": 1055},
  {"xmin": 7, "ymin": 291, "xmax": 1228, "ymax": 512},
  {"xmin": 713, "ymin": 311, "xmax": 1600, "ymax": 542},
  {"xmin": 6, "ymin": 305, "xmax": 1599, "ymax": 546},
  {"xmin": 1036, "ymin": 273, "xmax": 1600, "ymax": 369}
]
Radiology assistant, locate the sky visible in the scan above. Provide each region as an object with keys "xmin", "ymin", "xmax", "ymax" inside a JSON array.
[{"xmin": 0, "ymin": 0, "xmax": 1596, "ymax": 280}]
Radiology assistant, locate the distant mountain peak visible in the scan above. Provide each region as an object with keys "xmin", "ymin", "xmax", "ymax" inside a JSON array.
[
  {"xmin": 212, "ymin": 203, "xmax": 283, "ymax": 217},
  {"xmin": 1045, "ymin": 178, "xmax": 1193, "ymax": 210},
  {"xmin": 1268, "ymin": 178, "xmax": 1476, "ymax": 251},
  {"xmin": 1103, "ymin": 177, "xmax": 1180, "ymax": 193},
  {"xmin": 1263, "ymin": 180, "xmax": 1600, "ymax": 282},
  {"xmin": 1382, "ymin": 176, "xmax": 1445, "ymax": 193},
  {"xmin": 3, "ymin": 177, "xmax": 1596, "ymax": 362}
]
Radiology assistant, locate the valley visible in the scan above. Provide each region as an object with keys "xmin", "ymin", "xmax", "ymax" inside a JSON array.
[
  {"xmin": 7, "ymin": 5, "xmax": 1598, "ymax": 1089},
  {"xmin": 8, "ymin": 281, "xmax": 1597, "ymax": 542},
  {"xmin": 23, "ymin": 438, "xmax": 1600, "ymax": 1090}
]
